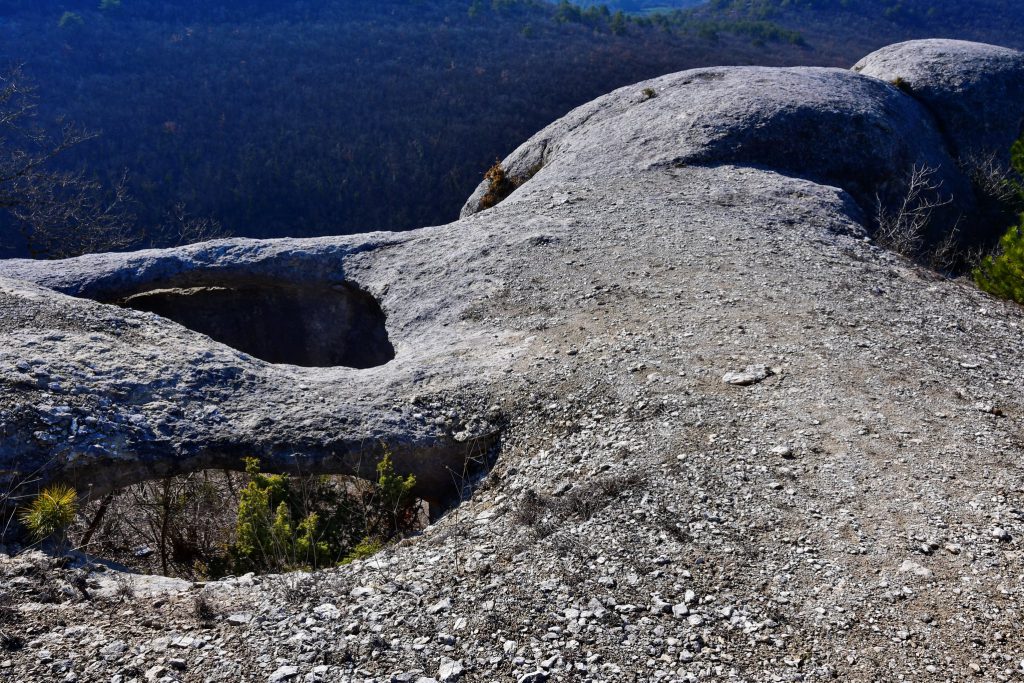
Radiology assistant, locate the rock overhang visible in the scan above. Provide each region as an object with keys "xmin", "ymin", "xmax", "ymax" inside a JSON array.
[{"xmin": 1, "ymin": 38, "xmax": 1023, "ymax": 503}]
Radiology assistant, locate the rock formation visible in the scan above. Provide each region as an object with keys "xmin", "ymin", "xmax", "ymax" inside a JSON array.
[
  {"xmin": 854, "ymin": 39, "xmax": 1024, "ymax": 166},
  {"xmin": 3, "ymin": 40, "xmax": 1024, "ymax": 681}
]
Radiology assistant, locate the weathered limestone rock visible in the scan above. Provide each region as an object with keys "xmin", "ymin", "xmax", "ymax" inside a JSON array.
[
  {"xmin": 462, "ymin": 63, "xmax": 976, "ymax": 234},
  {"xmin": 0, "ymin": 237, "xmax": 510, "ymax": 500},
  {"xmin": 6, "ymin": 40, "xmax": 1024, "ymax": 682},
  {"xmin": 854, "ymin": 39, "xmax": 1024, "ymax": 166},
  {"xmin": 1, "ymin": 40, "xmax": 1022, "ymax": 505}
]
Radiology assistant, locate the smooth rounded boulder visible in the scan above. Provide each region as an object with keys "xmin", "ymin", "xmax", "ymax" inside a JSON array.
[
  {"xmin": 854, "ymin": 39, "xmax": 1024, "ymax": 166},
  {"xmin": 463, "ymin": 64, "xmax": 977, "ymax": 236}
]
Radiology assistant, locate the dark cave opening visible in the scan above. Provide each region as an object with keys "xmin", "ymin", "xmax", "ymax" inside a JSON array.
[{"xmin": 118, "ymin": 280, "xmax": 395, "ymax": 368}]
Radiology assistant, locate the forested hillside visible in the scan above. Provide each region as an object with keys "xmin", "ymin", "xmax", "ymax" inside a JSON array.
[
  {"xmin": 571, "ymin": 0, "xmax": 706, "ymax": 12},
  {"xmin": 700, "ymin": 0, "xmax": 1024, "ymax": 55},
  {"xmin": 0, "ymin": 0, "xmax": 1021, "ymax": 256}
]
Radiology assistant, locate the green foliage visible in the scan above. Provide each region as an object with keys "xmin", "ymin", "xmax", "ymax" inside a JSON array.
[
  {"xmin": 973, "ymin": 138, "xmax": 1024, "ymax": 304},
  {"xmin": 294, "ymin": 512, "xmax": 329, "ymax": 560},
  {"xmin": 974, "ymin": 226, "xmax": 1024, "ymax": 303},
  {"xmin": 374, "ymin": 453, "xmax": 417, "ymax": 533},
  {"xmin": 609, "ymin": 10, "xmax": 628, "ymax": 34},
  {"xmin": 341, "ymin": 537, "xmax": 385, "ymax": 564},
  {"xmin": 228, "ymin": 452, "xmax": 419, "ymax": 574},
  {"xmin": 231, "ymin": 457, "xmax": 329, "ymax": 572},
  {"xmin": 232, "ymin": 473, "xmax": 273, "ymax": 560},
  {"xmin": 1011, "ymin": 138, "xmax": 1024, "ymax": 175},
  {"xmin": 58, "ymin": 12, "xmax": 84, "ymax": 29},
  {"xmin": 20, "ymin": 485, "xmax": 78, "ymax": 544}
]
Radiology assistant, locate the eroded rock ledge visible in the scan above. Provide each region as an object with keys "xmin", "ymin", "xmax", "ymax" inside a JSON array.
[
  {"xmin": 4, "ymin": 40, "xmax": 1024, "ymax": 682},
  {"xmin": 1, "ymin": 39, "xmax": 1022, "ymax": 504}
]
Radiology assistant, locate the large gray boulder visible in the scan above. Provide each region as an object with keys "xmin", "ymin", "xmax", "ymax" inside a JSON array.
[
  {"xmin": 2, "ymin": 39, "xmax": 1023, "ymax": 506},
  {"xmin": 0, "ymin": 235, "xmax": 511, "ymax": 501},
  {"xmin": 7, "ymin": 41, "xmax": 1024, "ymax": 681},
  {"xmin": 854, "ymin": 39, "xmax": 1024, "ymax": 166},
  {"xmin": 462, "ymin": 64, "xmax": 977, "ymax": 232}
]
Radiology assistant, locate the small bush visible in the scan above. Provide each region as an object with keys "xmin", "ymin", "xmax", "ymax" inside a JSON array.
[
  {"xmin": 20, "ymin": 485, "xmax": 77, "ymax": 547},
  {"xmin": 373, "ymin": 453, "xmax": 417, "ymax": 534},
  {"xmin": 874, "ymin": 164, "xmax": 951, "ymax": 260},
  {"xmin": 228, "ymin": 451, "xmax": 420, "ymax": 574},
  {"xmin": 478, "ymin": 160, "xmax": 543, "ymax": 211},
  {"xmin": 973, "ymin": 137, "xmax": 1024, "ymax": 302},
  {"xmin": 974, "ymin": 225, "xmax": 1024, "ymax": 302},
  {"xmin": 193, "ymin": 592, "xmax": 218, "ymax": 622},
  {"xmin": 341, "ymin": 537, "xmax": 384, "ymax": 564},
  {"xmin": 479, "ymin": 161, "xmax": 518, "ymax": 210},
  {"xmin": 230, "ymin": 457, "xmax": 351, "ymax": 573}
]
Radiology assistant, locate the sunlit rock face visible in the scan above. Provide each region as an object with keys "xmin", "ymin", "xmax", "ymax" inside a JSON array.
[
  {"xmin": 855, "ymin": 39, "xmax": 1024, "ymax": 166},
  {"xmin": 1, "ymin": 39, "xmax": 1022, "ymax": 509}
]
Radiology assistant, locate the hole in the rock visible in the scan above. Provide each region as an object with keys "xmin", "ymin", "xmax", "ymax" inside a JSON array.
[{"xmin": 116, "ymin": 280, "xmax": 394, "ymax": 368}]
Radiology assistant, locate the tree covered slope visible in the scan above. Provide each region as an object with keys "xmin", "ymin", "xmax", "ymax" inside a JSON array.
[{"xmin": 0, "ymin": 0, "xmax": 1020, "ymax": 253}]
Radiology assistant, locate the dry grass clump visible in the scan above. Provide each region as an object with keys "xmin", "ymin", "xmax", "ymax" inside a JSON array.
[{"xmin": 479, "ymin": 160, "xmax": 543, "ymax": 210}]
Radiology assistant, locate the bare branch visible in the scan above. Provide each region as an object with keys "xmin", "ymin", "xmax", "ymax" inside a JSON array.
[
  {"xmin": 0, "ymin": 68, "xmax": 138, "ymax": 258},
  {"xmin": 874, "ymin": 164, "xmax": 953, "ymax": 259}
]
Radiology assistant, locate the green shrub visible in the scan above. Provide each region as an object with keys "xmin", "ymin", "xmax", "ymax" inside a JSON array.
[
  {"xmin": 974, "ymin": 138, "xmax": 1024, "ymax": 303},
  {"xmin": 373, "ymin": 452, "xmax": 417, "ymax": 534},
  {"xmin": 20, "ymin": 485, "xmax": 78, "ymax": 546},
  {"xmin": 341, "ymin": 537, "xmax": 384, "ymax": 564},
  {"xmin": 228, "ymin": 451, "xmax": 419, "ymax": 574},
  {"xmin": 230, "ymin": 457, "xmax": 340, "ymax": 572},
  {"xmin": 58, "ymin": 12, "xmax": 84, "ymax": 29},
  {"xmin": 974, "ymin": 225, "xmax": 1024, "ymax": 302}
]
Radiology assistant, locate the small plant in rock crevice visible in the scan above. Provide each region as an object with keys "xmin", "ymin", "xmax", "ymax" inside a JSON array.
[
  {"xmin": 478, "ymin": 159, "xmax": 543, "ymax": 211},
  {"xmin": 890, "ymin": 76, "xmax": 912, "ymax": 93}
]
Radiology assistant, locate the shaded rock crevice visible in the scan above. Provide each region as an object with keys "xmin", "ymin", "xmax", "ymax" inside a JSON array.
[{"xmin": 113, "ymin": 279, "xmax": 394, "ymax": 369}]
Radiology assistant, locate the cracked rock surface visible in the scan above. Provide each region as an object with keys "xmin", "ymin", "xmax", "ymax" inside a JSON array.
[{"xmin": 3, "ymin": 39, "xmax": 1024, "ymax": 682}]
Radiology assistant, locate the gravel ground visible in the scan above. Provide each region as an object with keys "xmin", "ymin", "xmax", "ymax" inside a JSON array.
[
  {"xmin": 4, "ymin": 165, "xmax": 1024, "ymax": 682},
  {"xmin": 3, "ymin": 40, "xmax": 1024, "ymax": 682}
]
